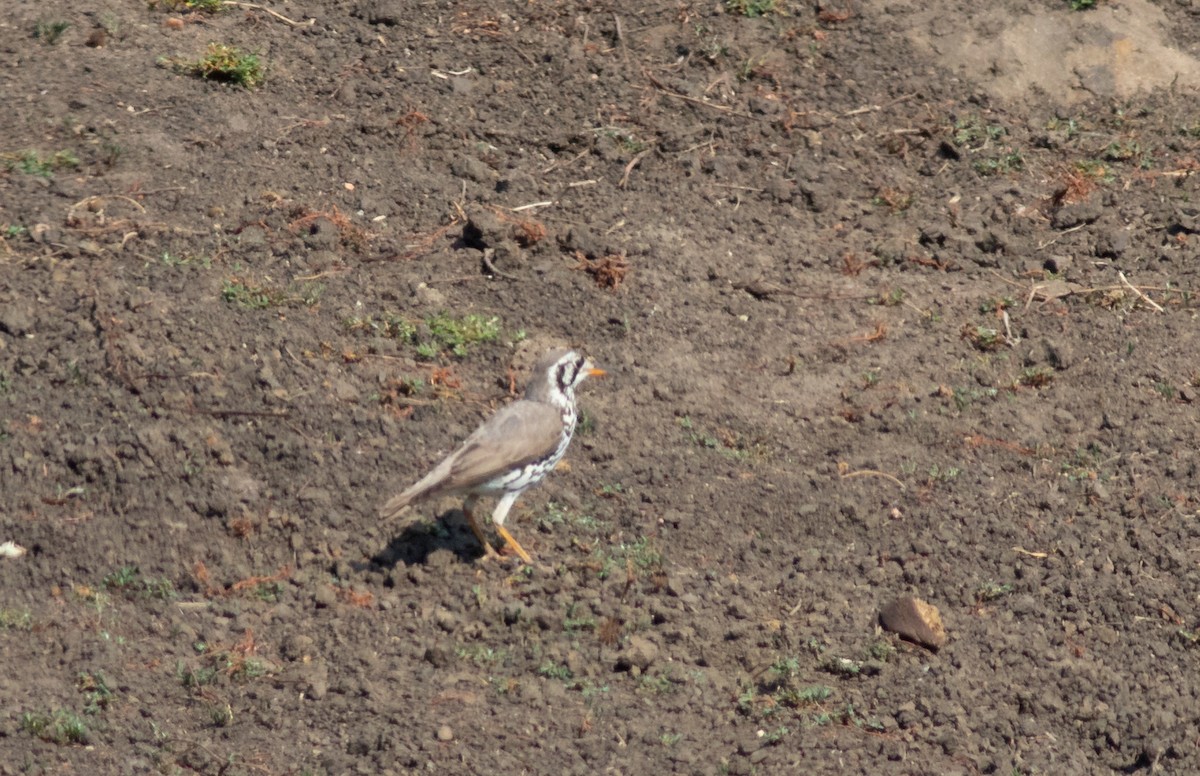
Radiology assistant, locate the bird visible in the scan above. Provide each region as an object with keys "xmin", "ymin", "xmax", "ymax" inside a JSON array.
[{"xmin": 379, "ymin": 347, "xmax": 604, "ymax": 564}]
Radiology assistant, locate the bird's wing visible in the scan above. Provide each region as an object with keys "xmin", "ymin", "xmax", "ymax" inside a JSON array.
[
  {"xmin": 441, "ymin": 400, "xmax": 564, "ymax": 491},
  {"xmin": 377, "ymin": 401, "xmax": 563, "ymax": 521}
]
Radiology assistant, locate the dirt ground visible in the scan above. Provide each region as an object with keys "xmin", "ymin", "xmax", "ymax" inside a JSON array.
[{"xmin": 3, "ymin": 0, "xmax": 1200, "ymax": 773}]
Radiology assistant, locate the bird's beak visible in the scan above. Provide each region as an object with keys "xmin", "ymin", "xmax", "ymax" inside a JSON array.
[{"xmin": 587, "ymin": 367, "xmax": 606, "ymax": 377}]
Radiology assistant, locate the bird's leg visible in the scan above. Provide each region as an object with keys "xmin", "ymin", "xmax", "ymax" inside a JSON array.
[
  {"xmin": 463, "ymin": 496, "xmax": 500, "ymax": 559},
  {"xmin": 490, "ymin": 492, "xmax": 532, "ymax": 564}
]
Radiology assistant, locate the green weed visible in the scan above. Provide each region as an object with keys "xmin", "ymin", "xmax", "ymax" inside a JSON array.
[
  {"xmin": 102, "ymin": 566, "xmax": 176, "ymax": 599},
  {"xmin": 173, "ymin": 44, "xmax": 264, "ymax": 88},
  {"xmin": 0, "ymin": 607, "xmax": 32, "ymax": 629},
  {"xmin": 3, "ymin": 150, "xmax": 80, "ymax": 177},
  {"xmin": 725, "ymin": 0, "xmax": 778, "ymax": 16},
  {"xmin": 21, "ymin": 710, "xmax": 89, "ymax": 745},
  {"xmin": 33, "ymin": 20, "xmax": 70, "ymax": 45}
]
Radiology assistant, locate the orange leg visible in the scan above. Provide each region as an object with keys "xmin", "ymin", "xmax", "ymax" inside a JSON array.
[
  {"xmin": 463, "ymin": 500, "xmax": 500, "ymax": 559},
  {"xmin": 495, "ymin": 525, "xmax": 533, "ymax": 565}
]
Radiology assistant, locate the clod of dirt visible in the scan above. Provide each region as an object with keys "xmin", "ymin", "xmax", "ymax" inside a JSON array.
[
  {"xmin": 616, "ymin": 634, "xmax": 658, "ymax": 673},
  {"xmin": 436, "ymin": 725, "xmax": 454, "ymax": 742},
  {"xmin": 880, "ymin": 597, "xmax": 946, "ymax": 650}
]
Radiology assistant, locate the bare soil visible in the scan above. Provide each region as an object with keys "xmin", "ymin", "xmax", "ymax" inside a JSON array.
[{"xmin": 3, "ymin": 0, "xmax": 1200, "ymax": 773}]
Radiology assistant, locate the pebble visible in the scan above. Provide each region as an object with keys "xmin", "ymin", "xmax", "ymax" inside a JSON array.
[{"xmin": 436, "ymin": 724, "xmax": 453, "ymax": 742}]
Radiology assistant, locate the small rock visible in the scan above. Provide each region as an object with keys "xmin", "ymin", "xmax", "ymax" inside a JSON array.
[
  {"xmin": 616, "ymin": 635, "xmax": 658, "ymax": 672},
  {"xmin": 436, "ymin": 724, "xmax": 454, "ymax": 742},
  {"xmin": 880, "ymin": 596, "xmax": 946, "ymax": 650},
  {"xmin": 1051, "ymin": 199, "xmax": 1102, "ymax": 229},
  {"xmin": 313, "ymin": 586, "xmax": 337, "ymax": 609}
]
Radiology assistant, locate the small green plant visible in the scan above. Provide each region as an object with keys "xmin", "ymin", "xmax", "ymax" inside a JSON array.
[
  {"xmin": 974, "ymin": 151, "xmax": 1025, "ymax": 176},
  {"xmin": 563, "ymin": 602, "xmax": 596, "ymax": 634},
  {"xmin": 660, "ymin": 732, "xmax": 683, "ymax": 747},
  {"xmin": 1019, "ymin": 367, "xmax": 1055, "ymax": 388},
  {"xmin": 221, "ymin": 278, "xmax": 320, "ymax": 309},
  {"xmin": 927, "ymin": 464, "xmax": 961, "ymax": 483},
  {"xmin": 537, "ymin": 661, "xmax": 573, "ymax": 681},
  {"xmin": 1154, "ymin": 381, "xmax": 1176, "ymax": 400},
  {"xmin": 21, "ymin": 710, "xmax": 89, "ymax": 744},
  {"xmin": 102, "ymin": 566, "xmax": 176, "ymax": 599},
  {"xmin": 425, "ymin": 312, "xmax": 501, "ymax": 357},
  {"xmin": 868, "ymin": 288, "xmax": 905, "ymax": 306},
  {"xmin": 178, "ymin": 662, "xmax": 219, "ymax": 689},
  {"xmin": 950, "ymin": 385, "xmax": 999, "ymax": 411},
  {"xmin": 864, "ymin": 640, "xmax": 896, "ymax": 661},
  {"xmin": 976, "ymin": 582, "xmax": 1014, "ymax": 602},
  {"xmin": 1068, "ymin": 0, "xmax": 1096, "ymax": 9},
  {"xmin": 979, "ymin": 296, "xmax": 1015, "ymax": 314},
  {"xmin": 594, "ymin": 536, "xmax": 664, "ymax": 580},
  {"xmin": 952, "ymin": 117, "xmax": 1006, "ymax": 148},
  {"xmin": 78, "ymin": 672, "xmax": 115, "ymax": 714},
  {"xmin": 34, "ymin": 20, "xmax": 70, "ymax": 44},
  {"xmin": 456, "ymin": 645, "xmax": 510, "ymax": 666},
  {"xmin": 0, "ymin": 607, "xmax": 32, "ymax": 629},
  {"xmin": 176, "ymin": 44, "xmax": 264, "ymax": 88},
  {"xmin": 725, "ymin": 0, "xmax": 778, "ymax": 16},
  {"xmin": 4, "ymin": 150, "xmax": 80, "ymax": 177},
  {"xmin": 962, "ymin": 324, "xmax": 1005, "ymax": 351},
  {"xmin": 763, "ymin": 725, "xmax": 790, "ymax": 744}
]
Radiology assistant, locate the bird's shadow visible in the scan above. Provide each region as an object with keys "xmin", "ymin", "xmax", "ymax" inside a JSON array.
[{"xmin": 367, "ymin": 509, "xmax": 487, "ymax": 569}]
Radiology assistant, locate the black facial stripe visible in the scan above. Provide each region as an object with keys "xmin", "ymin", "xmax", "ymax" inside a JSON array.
[{"xmin": 556, "ymin": 356, "xmax": 584, "ymax": 393}]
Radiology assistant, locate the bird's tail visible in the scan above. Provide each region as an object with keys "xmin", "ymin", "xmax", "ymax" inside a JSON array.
[{"xmin": 377, "ymin": 472, "xmax": 440, "ymax": 522}]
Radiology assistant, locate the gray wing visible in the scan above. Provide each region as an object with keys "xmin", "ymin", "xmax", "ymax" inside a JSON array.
[
  {"xmin": 378, "ymin": 400, "xmax": 562, "ymax": 520},
  {"xmin": 442, "ymin": 400, "xmax": 564, "ymax": 490}
]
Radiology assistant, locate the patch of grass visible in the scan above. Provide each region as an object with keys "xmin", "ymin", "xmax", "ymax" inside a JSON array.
[
  {"xmin": 1154, "ymin": 381, "xmax": 1176, "ymax": 400},
  {"xmin": 725, "ymin": 0, "xmax": 778, "ymax": 17},
  {"xmin": 158, "ymin": 251, "xmax": 212, "ymax": 269},
  {"xmin": 562, "ymin": 602, "xmax": 596, "ymax": 633},
  {"xmin": 1018, "ymin": 367, "xmax": 1055, "ymax": 388},
  {"xmin": 537, "ymin": 661, "xmax": 573, "ymax": 681},
  {"xmin": 33, "ymin": 20, "xmax": 70, "ymax": 45},
  {"xmin": 3, "ymin": 150, "xmax": 80, "ymax": 177},
  {"xmin": 820, "ymin": 657, "xmax": 862, "ymax": 677},
  {"xmin": 425, "ymin": 312, "xmax": 501, "ymax": 357},
  {"xmin": 0, "ymin": 370, "xmax": 12, "ymax": 396},
  {"xmin": 639, "ymin": 669, "xmax": 683, "ymax": 695},
  {"xmin": 864, "ymin": 640, "xmax": 896, "ymax": 661},
  {"xmin": 868, "ymin": 288, "xmax": 905, "ymax": 307},
  {"xmin": 173, "ymin": 44, "xmax": 264, "ymax": 88},
  {"xmin": 78, "ymin": 672, "xmax": 115, "ymax": 715},
  {"xmin": 945, "ymin": 385, "xmax": 999, "ymax": 411},
  {"xmin": 102, "ymin": 565, "xmax": 176, "ymax": 599},
  {"xmin": 21, "ymin": 710, "xmax": 89, "ymax": 745},
  {"xmin": 222, "ymin": 277, "xmax": 322, "ymax": 309},
  {"xmin": 1060, "ymin": 444, "xmax": 1112, "ymax": 482},
  {"xmin": 1068, "ymin": 0, "xmax": 1097, "ymax": 9},
  {"xmin": 678, "ymin": 415, "xmax": 769, "ymax": 462},
  {"xmin": 926, "ymin": 463, "xmax": 961, "ymax": 483},
  {"xmin": 456, "ymin": 645, "xmax": 510, "ymax": 667},
  {"xmin": 952, "ymin": 117, "xmax": 1006, "ymax": 148},
  {"xmin": 961, "ymin": 324, "xmax": 1006, "ymax": 351},
  {"xmin": 345, "ymin": 311, "xmax": 500, "ymax": 359},
  {"xmin": 974, "ymin": 151, "xmax": 1025, "ymax": 176},
  {"xmin": 592, "ymin": 536, "xmax": 664, "ymax": 580},
  {"xmin": 0, "ymin": 607, "xmax": 32, "ymax": 629}
]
